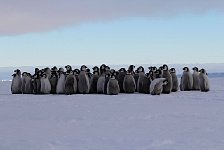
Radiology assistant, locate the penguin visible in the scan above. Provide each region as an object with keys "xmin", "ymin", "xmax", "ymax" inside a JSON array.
[
  {"xmin": 199, "ymin": 69, "xmax": 210, "ymax": 92},
  {"xmin": 123, "ymin": 70, "xmax": 136, "ymax": 93},
  {"xmin": 97, "ymin": 66, "xmax": 106, "ymax": 94},
  {"xmin": 128, "ymin": 65, "xmax": 135, "ymax": 75},
  {"xmin": 99, "ymin": 64, "xmax": 107, "ymax": 75},
  {"xmin": 64, "ymin": 70, "xmax": 77, "ymax": 95},
  {"xmin": 148, "ymin": 66, "xmax": 157, "ymax": 80},
  {"xmin": 40, "ymin": 73, "xmax": 51, "ymax": 94},
  {"xmin": 169, "ymin": 68, "xmax": 179, "ymax": 92},
  {"xmin": 49, "ymin": 70, "xmax": 58, "ymax": 94},
  {"xmin": 78, "ymin": 65, "xmax": 90, "ymax": 94},
  {"xmin": 24, "ymin": 73, "xmax": 33, "ymax": 94},
  {"xmin": 192, "ymin": 67, "xmax": 200, "ymax": 90},
  {"xmin": 107, "ymin": 72, "xmax": 120, "ymax": 95},
  {"xmin": 137, "ymin": 66, "xmax": 145, "ymax": 93},
  {"xmin": 103, "ymin": 73, "xmax": 111, "ymax": 94},
  {"xmin": 33, "ymin": 70, "xmax": 42, "ymax": 94},
  {"xmin": 117, "ymin": 68, "xmax": 126, "ymax": 93},
  {"xmin": 155, "ymin": 68, "xmax": 163, "ymax": 79},
  {"xmin": 142, "ymin": 72, "xmax": 152, "ymax": 94},
  {"xmin": 74, "ymin": 69, "xmax": 80, "ymax": 94},
  {"xmin": 133, "ymin": 69, "xmax": 139, "ymax": 91},
  {"xmin": 44, "ymin": 67, "xmax": 52, "ymax": 79},
  {"xmin": 162, "ymin": 64, "xmax": 172, "ymax": 94},
  {"xmin": 89, "ymin": 67, "xmax": 99, "ymax": 94},
  {"xmin": 56, "ymin": 68, "xmax": 66, "ymax": 94},
  {"xmin": 150, "ymin": 78, "xmax": 168, "ymax": 95},
  {"xmin": 181, "ymin": 67, "xmax": 193, "ymax": 91},
  {"xmin": 11, "ymin": 69, "xmax": 22, "ymax": 94},
  {"xmin": 21, "ymin": 72, "xmax": 28, "ymax": 94}
]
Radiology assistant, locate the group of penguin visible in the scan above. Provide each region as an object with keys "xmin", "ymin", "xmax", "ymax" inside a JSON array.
[{"xmin": 11, "ymin": 64, "xmax": 210, "ymax": 95}]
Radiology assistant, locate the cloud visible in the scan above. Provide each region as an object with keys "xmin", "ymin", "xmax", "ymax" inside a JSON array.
[{"xmin": 0, "ymin": 0, "xmax": 224, "ymax": 35}]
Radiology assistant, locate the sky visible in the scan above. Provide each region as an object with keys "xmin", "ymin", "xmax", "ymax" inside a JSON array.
[{"xmin": 0, "ymin": 0, "xmax": 224, "ymax": 67}]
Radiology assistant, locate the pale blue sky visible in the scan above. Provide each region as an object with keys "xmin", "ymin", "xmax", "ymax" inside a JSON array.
[{"xmin": 0, "ymin": 0, "xmax": 224, "ymax": 67}]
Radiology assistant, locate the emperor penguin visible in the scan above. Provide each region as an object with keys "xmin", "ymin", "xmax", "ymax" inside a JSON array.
[
  {"xmin": 40, "ymin": 73, "xmax": 51, "ymax": 94},
  {"xmin": 65, "ymin": 65, "xmax": 72, "ymax": 74},
  {"xmin": 78, "ymin": 65, "xmax": 90, "ymax": 94},
  {"xmin": 128, "ymin": 65, "xmax": 135, "ymax": 75},
  {"xmin": 89, "ymin": 66, "xmax": 99, "ymax": 94},
  {"xmin": 123, "ymin": 70, "xmax": 136, "ymax": 93},
  {"xmin": 142, "ymin": 72, "xmax": 152, "ymax": 94},
  {"xmin": 97, "ymin": 66, "xmax": 107, "ymax": 94},
  {"xmin": 49, "ymin": 70, "xmax": 58, "ymax": 94},
  {"xmin": 155, "ymin": 68, "xmax": 163, "ymax": 79},
  {"xmin": 150, "ymin": 78, "xmax": 168, "ymax": 95},
  {"xmin": 64, "ymin": 70, "xmax": 77, "ymax": 95},
  {"xmin": 117, "ymin": 68, "xmax": 126, "ymax": 93},
  {"xmin": 33, "ymin": 70, "xmax": 42, "ymax": 94},
  {"xmin": 24, "ymin": 73, "xmax": 34, "ymax": 94},
  {"xmin": 44, "ymin": 67, "xmax": 52, "ymax": 79},
  {"xmin": 74, "ymin": 69, "xmax": 80, "ymax": 93},
  {"xmin": 103, "ymin": 66, "xmax": 111, "ymax": 94},
  {"xmin": 181, "ymin": 67, "xmax": 193, "ymax": 91},
  {"xmin": 21, "ymin": 72, "xmax": 28, "ymax": 94},
  {"xmin": 192, "ymin": 67, "xmax": 200, "ymax": 90},
  {"xmin": 56, "ymin": 68, "xmax": 66, "ymax": 94},
  {"xmin": 11, "ymin": 69, "xmax": 22, "ymax": 94},
  {"xmin": 148, "ymin": 66, "xmax": 157, "ymax": 80},
  {"xmin": 162, "ymin": 64, "xmax": 172, "ymax": 94},
  {"xmin": 199, "ymin": 69, "xmax": 210, "ymax": 92},
  {"xmin": 133, "ymin": 70, "xmax": 139, "ymax": 91},
  {"xmin": 137, "ymin": 66, "xmax": 145, "ymax": 93},
  {"xmin": 169, "ymin": 68, "xmax": 179, "ymax": 92},
  {"xmin": 99, "ymin": 64, "xmax": 107, "ymax": 75},
  {"xmin": 107, "ymin": 72, "xmax": 120, "ymax": 95}
]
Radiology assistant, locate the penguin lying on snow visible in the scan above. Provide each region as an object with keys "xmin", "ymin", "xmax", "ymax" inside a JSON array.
[{"xmin": 150, "ymin": 78, "xmax": 168, "ymax": 95}]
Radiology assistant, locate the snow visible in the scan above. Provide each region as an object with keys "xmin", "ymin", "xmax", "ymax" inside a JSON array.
[{"xmin": 0, "ymin": 78, "xmax": 224, "ymax": 150}]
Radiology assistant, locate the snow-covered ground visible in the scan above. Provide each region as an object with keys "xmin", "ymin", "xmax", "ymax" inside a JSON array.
[{"xmin": 0, "ymin": 78, "xmax": 224, "ymax": 150}]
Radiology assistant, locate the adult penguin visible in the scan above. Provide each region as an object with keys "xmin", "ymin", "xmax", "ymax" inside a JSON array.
[
  {"xmin": 40, "ymin": 73, "xmax": 51, "ymax": 94},
  {"xmin": 137, "ymin": 66, "xmax": 145, "ymax": 93},
  {"xmin": 199, "ymin": 69, "xmax": 210, "ymax": 92},
  {"xmin": 78, "ymin": 65, "xmax": 90, "ymax": 94},
  {"xmin": 89, "ymin": 66, "xmax": 99, "ymax": 94},
  {"xmin": 123, "ymin": 70, "xmax": 136, "ymax": 93},
  {"xmin": 142, "ymin": 72, "xmax": 152, "ymax": 94},
  {"xmin": 11, "ymin": 69, "xmax": 22, "ymax": 94},
  {"xmin": 181, "ymin": 67, "xmax": 193, "ymax": 91},
  {"xmin": 117, "ymin": 68, "xmax": 126, "ymax": 93},
  {"xmin": 107, "ymin": 72, "xmax": 120, "ymax": 95},
  {"xmin": 56, "ymin": 68, "xmax": 66, "ymax": 94},
  {"xmin": 49, "ymin": 70, "xmax": 58, "ymax": 94},
  {"xmin": 162, "ymin": 64, "xmax": 172, "ymax": 94},
  {"xmin": 64, "ymin": 70, "xmax": 77, "ymax": 95},
  {"xmin": 192, "ymin": 67, "xmax": 200, "ymax": 90},
  {"xmin": 150, "ymin": 78, "xmax": 168, "ymax": 95},
  {"xmin": 169, "ymin": 68, "xmax": 179, "ymax": 92}
]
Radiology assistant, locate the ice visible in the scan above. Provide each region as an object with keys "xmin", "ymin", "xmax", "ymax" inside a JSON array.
[{"xmin": 0, "ymin": 77, "xmax": 224, "ymax": 150}]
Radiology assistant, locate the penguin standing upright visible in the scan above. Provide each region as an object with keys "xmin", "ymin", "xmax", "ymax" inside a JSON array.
[
  {"xmin": 137, "ymin": 66, "xmax": 145, "ymax": 93},
  {"xmin": 155, "ymin": 68, "xmax": 163, "ymax": 79},
  {"xmin": 181, "ymin": 67, "xmax": 193, "ymax": 91},
  {"xmin": 56, "ymin": 68, "xmax": 66, "ymax": 94},
  {"xmin": 33, "ymin": 69, "xmax": 42, "ymax": 94},
  {"xmin": 133, "ymin": 70, "xmax": 139, "ymax": 91},
  {"xmin": 169, "ymin": 68, "xmax": 179, "ymax": 92},
  {"xmin": 89, "ymin": 66, "xmax": 99, "ymax": 94},
  {"xmin": 148, "ymin": 66, "xmax": 157, "ymax": 80},
  {"xmin": 97, "ymin": 65, "xmax": 107, "ymax": 94},
  {"xmin": 142, "ymin": 72, "xmax": 152, "ymax": 94},
  {"xmin": 117, "ymin": 68, "xmax": 126, "ymax": 93},
  {"xmin": 192, "ymin": 67, "xmax": 200, "ymax": 90},
  {"xmin": 199, "ymin": 69, "xmax": 210, "ymax": 92},
  {"xmin": 78, "ymin": 65, "xmax": 90, "ymax": 94},
  {"xmin": 150, "ymin": 78, "xmax": 168, "ymax": 95},
  {"xmin": 64, "ymin": 70, "xmax": 77, "ymax": 95},
  {"xmin": 103, "ymin": 66, "xmax": 111, "ymax": 94},
  {"xmin": 11, "ymin": 69, "xmax": 22, "ymax": 94},
  {"xmin": 162, "ymin": 64, "xmax": 172, "ymax": 94},
  {"xmin": 24, "ymin": 73, "xmax": 33, "ymax": 94},
  {"xmin": 123, "ymin": 70, "xmax": 136, "ymax": 93},
  {"xmin": 21, "ymin": 72, "xmax": 28, "ymax": 94},
  {"xmin": 65, "ymin": 65, "xmax": 72, "ymax": 74},
  {"xmin": 40, "ymin": 73, "xmax": 51, "ymax": 94},
  {"xmin": 49, "ymin": 70, "xmax": 58, "ymax": 94},
  {"xmin": 107, "ymin": 72, "xmax": 120, "ymax": 95},
  {"xmin": 74, "ymin": 69, "xmax": 80, "ymax": 94}
]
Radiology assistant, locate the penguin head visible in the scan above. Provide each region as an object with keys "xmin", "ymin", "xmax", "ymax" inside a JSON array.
[
  {"xmin": 137, "ymin": 66, "xmax": 144, "ymax": 72},
  {"xmin": 199, "ymin": 69, "xmax": 207, "ymax": 74},
  {"xmin": 169, "ymin": 68, "xmax": 176, "ymax": 73},
  {"xmin": 65, "ymin": 65, "xmax": 72, "ymax": 71},
  {"xmin": 110, "ymin": 72, "xmax": 117, "ymax": 79},
  {"xmin": 51, "ymin": 66, "xmax": 58, "ymax": 72},
  {"xmin": 74, "ymin": 69, "xmax": 80, "ymax": 75},
  {"xmin": 14, "ymin": 69, "xmax": 21, "ymax": 75},
  {"xmin": 22, "ymin": 72, "xmax": 28, "ymax": 76},
  {"xmin": 192, "ymin": 67, "xmax": 199, "ymax": 72},
  {"xmin": 119, "ymin": 68, "xmax": 126, "ymax": 73},
  {"xmin": 110, "ymin": 69, "xmax": 116, "ymax": 74},
  {"xmin": 148, "ymin": 66, "xmax": 157, "ymax": 72},
  {"xmin": 100, "ymin": 64, "xmax": 106, "ymax": 71},
  {"xmin": 42, "ymin": 73, "xmax": 47, "ymax": 78},
  {"xmin": 93, "ymin": 71, "xmax": 99, "ymax": 75},
  {"xmin": 155, "ymin": 69, "xmax": 162, "ymax": 75},
  {"xmin": 92, "ymin": 66, "xmax": 99, "ymax": 72},
  {"xmin": 58, "ymin": 68, "xmax": 65, "ymax": 74},
  {"xmin": 126, "ymin": 70, "xmax": 132, "ymax": 75},
  {"xmin": 128, "ymin": 65, "xmax": 135, "ymax": 72},
  {"xmin": 12, "ymin": 73, "xmax": 16, "ymax": 77},
  {"xmin": 183, "ymin": 67, "xmax": 189, "ymax": 72},
  {"xmin": 35, "ymin": 68, "xmax": 39, "ymax": 74},
  {"xmin": 80, "ymin": 65, "xmax": 88, "ymax": 71},
  {"xmin": 163, "ymin": 64, "xmax": 169, "ymax": 71},
  {"xmin": 145, "ymin": 73, "xmax": 150, "ymax": 78},
  {"xmin": 135, "ymin": 70, "xmax": 139, "ymax": 74},
  {"xmin": 149, "ymin": 70, "xmax": 154, "ymax": 77}
]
